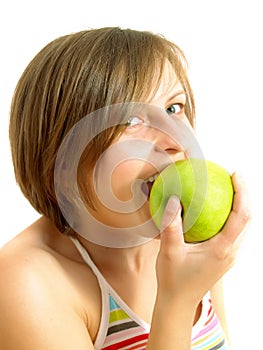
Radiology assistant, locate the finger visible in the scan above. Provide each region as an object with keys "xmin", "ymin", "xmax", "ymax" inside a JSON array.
[
  {"xmin": 160, "ymin": 196, "xmax": 181, "ymax": 233},
  {"xmin": 160, "ymin": 196, "xmax": 184, "ymax": 253},
  {"xmin": 220, "ymin": 172, "xmax": 251, "ymax": 243}
]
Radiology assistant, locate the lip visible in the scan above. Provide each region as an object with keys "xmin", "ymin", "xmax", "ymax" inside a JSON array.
[{"xmin": 140, "ymin": 155, "xmax": 186, "ymax": 200}]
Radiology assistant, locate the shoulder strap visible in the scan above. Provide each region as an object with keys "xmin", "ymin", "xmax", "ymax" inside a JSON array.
[
  {"xmin": 70, "ymin": 236, "xmax": 112, "ymax": 349},
  {"xmin": 70, "ymin": 236, "xmax": 108, "ymax": 287},
  {"xmin": 70, "ymin": 237, "xmax": 150, "ymax": 329}
]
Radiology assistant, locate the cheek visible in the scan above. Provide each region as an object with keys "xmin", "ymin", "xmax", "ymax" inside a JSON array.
[
  {"xmin": 93, "ymin": 138, "xmax": 155, "ymax": 203},
  {"xmin": 111, "ymin": 159, "xmax": 146, "ymax": 201}
]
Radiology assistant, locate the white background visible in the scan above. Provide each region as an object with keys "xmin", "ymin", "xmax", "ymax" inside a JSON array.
[{"xmin": 0, "ymin": 0, "xmax": 262, "ymax": 348}]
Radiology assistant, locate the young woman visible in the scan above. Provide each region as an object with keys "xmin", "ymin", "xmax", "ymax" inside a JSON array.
[{"xmin": 1, "ymin": 27, "xmax": 250, "ymax": 349}]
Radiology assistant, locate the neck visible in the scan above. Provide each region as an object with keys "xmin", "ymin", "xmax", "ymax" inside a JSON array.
[{"xmin": 76, "ymin": 234, "xmax": 160, "ymax": 273}]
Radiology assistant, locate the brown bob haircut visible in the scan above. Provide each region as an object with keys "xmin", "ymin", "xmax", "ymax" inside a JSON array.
[{"xmin": 9, "ymin": 27, "xmax": 195, "ymax": 234}]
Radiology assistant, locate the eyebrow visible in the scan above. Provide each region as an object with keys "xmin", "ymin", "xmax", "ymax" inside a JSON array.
[{"xmin": 167, "ymin": 89, "xmax": 186, "ymax": 103}]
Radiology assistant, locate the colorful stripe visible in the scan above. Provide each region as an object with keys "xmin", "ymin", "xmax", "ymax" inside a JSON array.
[
  {"xmin": 70, "ymin": 238, "xmax": 228, "ymax": 350},
  {"xmin": 101, "ymin": 296, "xmax": 149, "ymax": 349},
  {"xmin": 100, "ymin": 296, "xmax": 228, "ymax": 350},
  {"xmin": 191, "ymin": 301, "xmax": 228, "ymax": 350}
]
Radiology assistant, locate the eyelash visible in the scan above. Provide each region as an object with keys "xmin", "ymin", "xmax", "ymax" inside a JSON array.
[{"xmin": 125, "ymin": 116, "xmax": 145, "ymax": 128}]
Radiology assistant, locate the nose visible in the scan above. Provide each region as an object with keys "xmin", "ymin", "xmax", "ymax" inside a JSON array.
[
  {"xmin": 154, "ymin": 117, "xmax": 185, "ymax": 150},
  {"xmin": 149, "ymin": 110, "xmax": 202, "ymax": 161},
  {"xmin": 127, "ymin": 103, "xmax": 204, "ymax": 162},
  {"xmin": 154, "ymin": 128, "xmax": 186, "ymax": 162},
  {"xmin": 150, "ymin": 110, "xmax": 185, "ymax": 150}
]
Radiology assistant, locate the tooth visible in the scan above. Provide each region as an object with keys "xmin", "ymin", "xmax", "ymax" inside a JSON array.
[{"xmin": 147, "ymin": 174, "xmax": 158, "ymax": 182}]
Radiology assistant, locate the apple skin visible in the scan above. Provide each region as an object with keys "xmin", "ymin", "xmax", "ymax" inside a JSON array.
[{"xmin": 149, "ymin": 158, "xmax": 234, "ymax": 242}]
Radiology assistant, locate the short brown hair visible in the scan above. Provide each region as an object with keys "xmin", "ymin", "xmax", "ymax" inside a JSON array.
[{"xmin": 9, "ymin": 27, "xmax": 195, "ymax": 233}]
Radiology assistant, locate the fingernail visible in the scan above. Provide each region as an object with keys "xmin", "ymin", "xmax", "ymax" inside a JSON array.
[{"xmin": 167, "ymin": 196, "xmax": 181, "ymax": 213}]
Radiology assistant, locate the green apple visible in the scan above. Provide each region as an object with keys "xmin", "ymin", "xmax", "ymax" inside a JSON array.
[{"xmin": 149, "ymin": 158, "xmax": 234, "ymax": 242}]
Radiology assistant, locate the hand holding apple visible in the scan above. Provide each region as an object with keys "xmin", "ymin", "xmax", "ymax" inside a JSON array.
[{"xmin": 149, "ymin": 158, "xmax": 234, "ymax": 242}]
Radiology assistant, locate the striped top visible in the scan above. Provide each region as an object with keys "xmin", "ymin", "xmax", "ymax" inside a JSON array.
[{"xmin": 71, "ymin": 238, "xmax": 229, "ymax": 350}]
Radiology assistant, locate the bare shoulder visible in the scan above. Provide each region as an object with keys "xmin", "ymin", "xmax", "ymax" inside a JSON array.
[{"xmin": 0, "ymin": 217, "xmax": 100, "ymax": 349}]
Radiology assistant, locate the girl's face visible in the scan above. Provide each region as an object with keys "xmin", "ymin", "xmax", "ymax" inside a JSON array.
[{"xmin": 88, "ymin": 62, "xmax": 194, "ymax": 230}]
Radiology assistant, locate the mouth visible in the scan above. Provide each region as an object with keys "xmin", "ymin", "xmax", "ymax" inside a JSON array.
[{"xmin": 141, "ymin": 174, "xmax": 159, "ymax": 200}]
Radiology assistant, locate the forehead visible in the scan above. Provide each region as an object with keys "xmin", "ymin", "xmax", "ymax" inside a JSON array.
[{"xmin": 149, "ymin": 60, "xmax": 184, "ymax": 102}]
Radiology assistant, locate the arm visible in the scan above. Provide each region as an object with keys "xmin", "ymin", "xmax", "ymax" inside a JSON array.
[
  {"xmin": 147, "ymin": 199, "xmax": 198, "ymax": 350},
  {"xmin": 0, "ymin": 252, "xmax": 95, "ymax": 350},
  {"xmin": 147, "ymin": 173, "xmax": 250, "ymax": 350},
  {"xmin": 210, "ymin": 279, "xmax": 231, "ymax": 347}
]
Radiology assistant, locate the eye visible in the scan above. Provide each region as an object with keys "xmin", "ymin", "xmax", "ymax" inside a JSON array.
[
  {"xmin": 166, "ymin": 103, "xmax": 184, "ymax": 115},
  {"xmin": 125, "ymin": 116, "xmax": 145, "ymax": 128}
]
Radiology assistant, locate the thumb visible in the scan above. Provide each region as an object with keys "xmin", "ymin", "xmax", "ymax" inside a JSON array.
[
  {"xmin": 159, "ymin": 196, "xmax": 184, "ymax": 253},
  {"xmin": 160, "ymin": 196, "xmax": 183, "ymax": 233}
]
